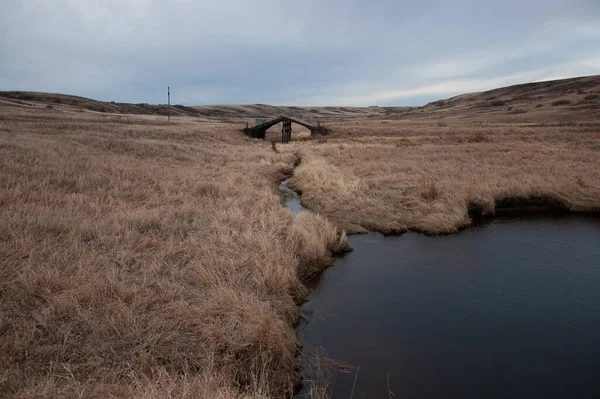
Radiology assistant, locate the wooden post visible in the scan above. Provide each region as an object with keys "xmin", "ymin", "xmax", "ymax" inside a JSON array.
[
  {"xmin": 281, "ymin": 120, "xmax": 292, "ymax": 143},
  {"xmin": 167, "ymin": 86, "xmax": 170, "ymax": 122}
]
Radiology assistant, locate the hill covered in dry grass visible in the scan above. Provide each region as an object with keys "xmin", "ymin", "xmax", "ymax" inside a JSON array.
[
  {"xmin": 3, "ymin": 75, "xmax": 599, "ymax": 122},
  {"xmin": 0, "ymin": 91, "xmax": 204, "ymax": 118},
  {"xmin": 0, "ymin": 91, "xmax": 407, "ymax": 121},
  {"xmin": 404, "ymin": 74, "xmax": 600, "ymax": 122}
]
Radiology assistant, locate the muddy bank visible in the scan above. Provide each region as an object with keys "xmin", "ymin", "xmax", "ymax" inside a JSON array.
[{"xmin": 467, "ymin": 195, "xmax": 571, "ymax": 218}]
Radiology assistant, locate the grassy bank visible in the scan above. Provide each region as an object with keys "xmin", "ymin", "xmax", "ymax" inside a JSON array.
[
  {"xmin": 0, "ymin": 107, "xmax": 347, "ymax": 398},
  {"xmin": 282, "ymin": 120, "xmax": 600, "ymax": 234}
]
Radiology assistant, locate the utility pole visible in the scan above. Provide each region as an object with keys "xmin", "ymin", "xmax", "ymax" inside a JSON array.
[{"xmin": 167, "ymin": 86, "xmax": 171, "ymax": 122}]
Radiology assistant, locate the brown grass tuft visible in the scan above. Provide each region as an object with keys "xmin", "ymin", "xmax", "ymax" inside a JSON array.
[
  {"xmin": 290, "ymin": 213, "xmax": 350, "ymax": 282},
  {"xmin": 421, "ymin": 177, "xmax": 440, "ymax": 201}
]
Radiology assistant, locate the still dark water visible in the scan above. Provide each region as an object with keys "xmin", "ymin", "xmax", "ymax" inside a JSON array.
[{"xmin": 298, "ymin": 213, "xmax": 600, "ymax": 399}]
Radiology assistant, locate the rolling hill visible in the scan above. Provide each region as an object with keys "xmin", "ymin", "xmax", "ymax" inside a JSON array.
[{"xmin": 1, "ymin": 75, "xmax": 599, "ymax": 122}]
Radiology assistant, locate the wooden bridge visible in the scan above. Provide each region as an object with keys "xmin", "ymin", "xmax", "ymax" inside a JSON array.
[{"xmin": 243, "ymin": 116, "xmax": 321, "ymax": 143}]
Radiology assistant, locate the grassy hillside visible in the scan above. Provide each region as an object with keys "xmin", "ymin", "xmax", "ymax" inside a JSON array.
[
  {"xmin": 0, "ymin": 91, "xmax": 203, "ymax": 117},
  {"xmin": 410, "ymin": 75, "xmax": 600, "ymax": 121},
  {"xmin": 0, "ymin": 91, "xmax": 408, "ymax": 120},
  {"xmin": 2, "ymin": 75, "xmax": 599, "ymax": 122}
]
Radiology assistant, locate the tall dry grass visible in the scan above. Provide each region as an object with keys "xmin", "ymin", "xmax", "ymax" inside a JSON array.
[
  {"xmin": 3, "ymin": 96, "xmax": 598, "ymax": 398},
  {"xmin": 0, "ymin": 107, "xmax": 346, "ymax": 398},
  {"xmin": 282, "ymin": 119, "xmax": 600, "ymax": 234}
]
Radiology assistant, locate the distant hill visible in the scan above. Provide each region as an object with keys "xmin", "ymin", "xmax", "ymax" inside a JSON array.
[
  {"xmin": 0, "ymin": 91, "xmax": 203, "ymax": 117},
  {"xmin": 406, "ymin": 75, "xmax": 600, "ymax": 121},
  {"xmin": 0, "ymin": 91, "xmax": 409, "ymax": 120},
  {"xmin": 1, "ymin": 75, "xmax": 598, "ymax": 122},
  {"xmin": 191, "ymin": 104, "xmax": 411, "ymax": 120}
]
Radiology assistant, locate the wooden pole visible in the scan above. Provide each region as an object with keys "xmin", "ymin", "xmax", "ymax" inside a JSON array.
[{"xmin": 167, "ymin": 86, "xmax": 170, "ymax": 122}]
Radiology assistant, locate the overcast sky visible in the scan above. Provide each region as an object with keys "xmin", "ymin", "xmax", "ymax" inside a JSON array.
[{"xmin": 1, "ymin": 1, "xmax": 599, "ymax": 106}]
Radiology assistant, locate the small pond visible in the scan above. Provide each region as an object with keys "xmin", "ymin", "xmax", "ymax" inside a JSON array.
[{"xmin": 297, "ymin": 211, "xmax": 600, "ymax": 398}]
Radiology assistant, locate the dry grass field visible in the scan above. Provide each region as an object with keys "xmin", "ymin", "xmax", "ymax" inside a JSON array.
[
  {"xmin": 0, "ymin": 105, "xmax": 347, "ymax": 398},
  {"xmin": 282, "ymin": 119, "xmax": 600, "ymax": 235},
  {"xmin": 278, "ymin": 75, "xmax": 600, "ymax": 235},
  {"xmin": 1, "ymin": 75, "xmax": 599, "ymax": 398}
]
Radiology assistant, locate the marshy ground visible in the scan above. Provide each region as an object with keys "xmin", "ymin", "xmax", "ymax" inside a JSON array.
[
  {"xmin": 1, "ymin": 75, "xmax": 599, "ymax": 398},
  {"xmin": 283, "ymin": 119, "xmax": 600, "ymax": 235},
  {"xmin": 0, "ymin": 106, "xmax": 346, "ymax": 398}
]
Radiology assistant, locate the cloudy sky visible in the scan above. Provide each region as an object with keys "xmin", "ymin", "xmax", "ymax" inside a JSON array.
[{"xmin": 1, "ymin": 0, "xmax": 599, "ymax": 106}]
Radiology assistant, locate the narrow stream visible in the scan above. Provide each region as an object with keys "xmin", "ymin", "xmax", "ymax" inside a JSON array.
[
  {"xmin": 280, "ymin": 182, "xmax": 600, "ymax": 399},
  {"xmin": 279, "ymin": 178, "xmax": 304, "ymax": 215}
]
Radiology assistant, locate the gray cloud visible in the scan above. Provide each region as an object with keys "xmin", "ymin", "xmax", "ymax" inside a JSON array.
[{"xmin": 1, "ymin": 0, "xmax": 599, "ymax": 105}]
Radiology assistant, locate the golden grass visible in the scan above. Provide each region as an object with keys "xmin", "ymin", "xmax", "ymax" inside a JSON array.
[
  {"xmin": 2, "ymin": 94, "xmax": 599, "ymax": 398},
  {"xmin": 281, "ymin": 119, "xmax": 600, "ymax": 234},
  {"xmin": 0, "ymin": 107, "xmax": 346, "ymax": 398}
]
